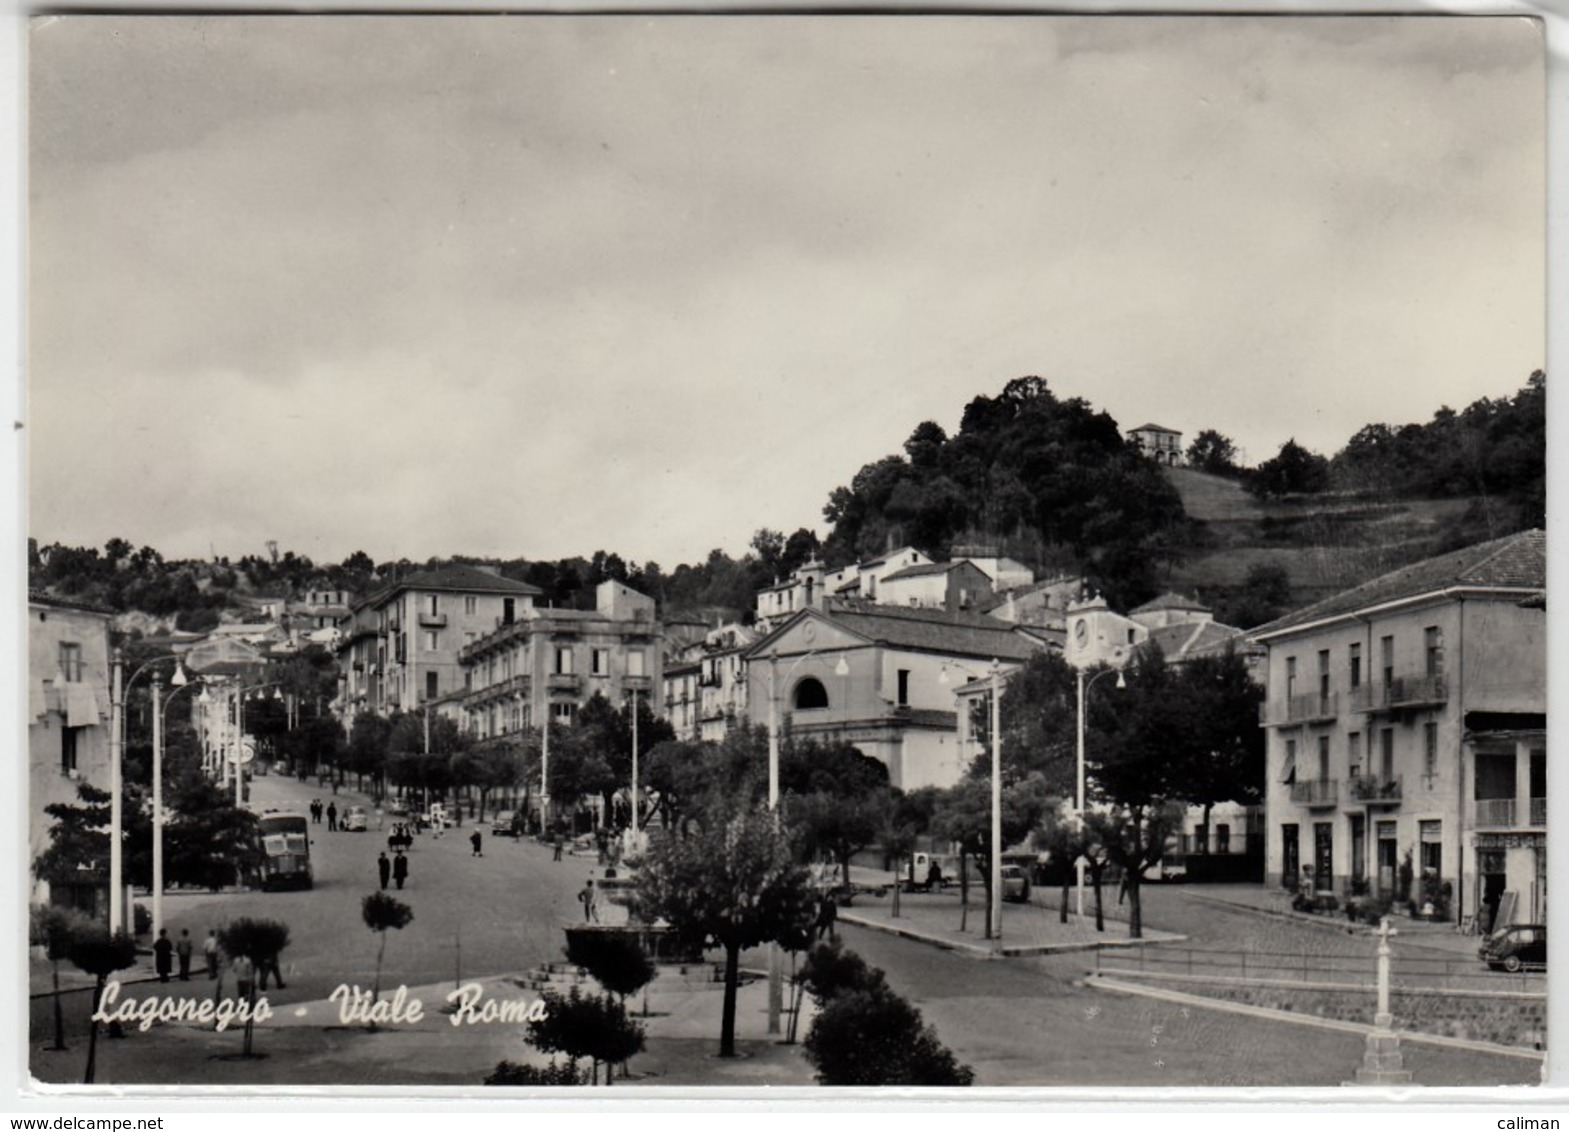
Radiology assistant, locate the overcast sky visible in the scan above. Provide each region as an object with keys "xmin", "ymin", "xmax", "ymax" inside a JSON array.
[{"xmin": 25, "ymin": 14, "xmax": 1546, "ymax": 570}]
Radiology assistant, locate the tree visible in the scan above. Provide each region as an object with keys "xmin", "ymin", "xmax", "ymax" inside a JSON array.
[
  {"xmin": 31, "ymin": 904, "xmax": 93, "ymax": 1052},
  {"xmin": 932, "ymin": 773, "xmax": 1053, "ymax": 938},
  {"xmin": 1185, "ymin": 429, "xmax": 1239, "ymax": 475},
  {"xmin": 1245, "ymin": 439, "xmax": 1330, "ymax": 499},
  {"xmin": 1166, "ymin": 649, "xmax": 1267, "ymax": 853},
  {"xmin": 564, "ymin": 930, "xmax": 656, "ymax": 1017},
  {"xmin": 526, "ymin": 986, "xmax": 645, "ymax": 1085},
  {"xmin": 1219, "ymin": 562, "xmax": 1293, "ymax": 629},
  {"xmin": 451, "ymin": 742, "xmax": 525, "ymax": 822},
  {"xmin": 360, "ymin": 892, "xmax": 414, "ymax": 1009},
  {"xmin": 65, "ymin": 925, "xmax": 137, "ymax": 1084},
  {"xmin": 216, "ymin": 918, "xmax": 290, "ymax": 1057},
  {"xmin": 484, "ymin": 1060, "xmax": 588, "ymax": 1086},
  {"xmin": 634, "ymin": 810, "xmax": 816, "ymax": 1057},
  {"xmin": 798, "ymin": 941, "xmax": 973, "ymax": 1086}
]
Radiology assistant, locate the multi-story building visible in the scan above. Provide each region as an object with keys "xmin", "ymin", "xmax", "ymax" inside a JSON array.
[
  {"xmin": 459, "ymin": 580, "xmax": 663, "ymax": 742},
  {"xmin": 28, "ymin": 593, "xmax": 115, "ymax": 904},
  {"xmin": 693, "ymin": 623, "xmax": 758, "ymax": 743},
  {"xmin": 662, "ymin": 659, "xmax": 702, "ymax": 741},
  {"xmin": 1129, "ymin": 423, "xmax": 1183, "ymax": 466},
  {"xmin": 1252, "ymin": 530, "xmax": 1545, "ymax": 930},
  {"xmin": 877, "ymin": 560, "xmax": 995, "ymax": 613},
  {"xmin": 336, "ymin": 565, "xmax": 542, "ymax": 721},
  {"xmin": 744, "ymin": 604, "xmax": 1051, "ymax": 790}
]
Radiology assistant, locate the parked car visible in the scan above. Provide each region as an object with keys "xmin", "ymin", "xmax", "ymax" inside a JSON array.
[
  {"xmin": 342, "ymin": 805, "xmax": 368, "ymax": 832},
  {"xmin": 492, "ymin": 810, "xmax": 520, "ymax": 837},
  {"xmin": 1001, "ymin": 863, "xmax": 1031, "ymax": 903},
  {"xmin": 1480, "ymin": 924, "xmax": 1546, "ymax": 972}
]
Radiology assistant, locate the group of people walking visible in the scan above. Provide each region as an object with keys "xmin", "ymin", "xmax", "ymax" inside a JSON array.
[
  {"xmin": 152, "ymin": 926, "xmax": 284, "ymax": 992},
  {"xmin": 309, "ymin": 798, "xmax": 336, "ymax": 830},
  {"xmin": 376, "ymin": 850, "xmax": 411, "ymax": 890}
]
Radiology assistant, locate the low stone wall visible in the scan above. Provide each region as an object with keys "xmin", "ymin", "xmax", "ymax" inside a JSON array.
[{"xmin": 1100, "ymin": 971, "xmax": 1545, "ymax": 1049}]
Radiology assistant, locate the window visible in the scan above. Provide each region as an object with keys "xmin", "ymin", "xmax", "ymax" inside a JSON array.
[
  {"xmin": 627, "ymin": 650, "xmax": 645, "ymax": 678},
  {"xmin": 1424, "ymin": 722, "xmax": 1438, "ymax": 783},
  {"xmin": 1284, "ymin": 739, "xmax": 1297, "ymax": 784},
  {"xmin": 1317, "ymin": 651, "xmax": 1330, "ymax": 698},
  {"xmin": 592, "ymin": 649, "xmax": 610, "ymax": 677},
  {"xmin": 1217, "ymin": 824, "xmax": 1231, "ymax": 855},
  {"xmin": 1349, "ymin": 643, "xmax": 1362, "ymax": 689},
  {"xmin": 794, "ymin": 678, "xmax": 829, "ymax": 710},
  {"xmin": 551, "ymin": 702, "xmax": 576, "ymax": 725},
  {"xmin": 465, "ymin": 596, "xmax": 478, "ymax": 615},
  {"xmin": 465, "ymin": 631, "xmax": 476, "ymax": 646},
  {"xmin": 1285, "ymin": 656, "xmax": 1297, "ymax": 699},
  {"xmin": 897, "ymin": 669, "xmax": 910, "ymax": 707},
  {"xmin": 555, "ymin": 647, "xmax": 574, "ymax": 675},
  {"xmin": 1380, "ymin": 728, "xmax": 1395, "ymax": 780},
  {"xmin": 61, "ymin": 726, "xmax": 78, "ymax": 775},
  {"xmin": 503, "ymin": 599, "xmax": 515, "ymax": 625},
  {"xmin": 1425, "ymin": 626, "xmax": 1444, "ymax": 677},
  {"xmin": 58, "ymin": 642, "xmax": 82, "ymax": 683},
  {"xmin": 426, "ymin": 672, "xmax": 438, "ymax": 701},
  {"xmin": 1348, "ymin": 732, "xmax": 1362, "ymax": 777},
  {"xmin": 1380, "ymin": 635, "xmax": 1394, "ymax": 686},
  {"xmin": 1419, "ymin": 820, "xmax": 1442, "ymax": 875},
  {"xmin": 1317, "ymin": 735, "xmax": 1330, "ymax": 781},
  {"xmin": 427, "ymin": 595, "xmax": 439, "ymax": 616},
  {"xmin": 424, "ymin": 631, "xmax": 439, "ymax": 651}
]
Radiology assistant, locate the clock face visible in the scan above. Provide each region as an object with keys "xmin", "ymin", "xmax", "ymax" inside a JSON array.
[
  {"xmin": 1074, "ymin": 620, "xmax": 1088, "ymax": 647},
  {"xmin": 802, "ymin": 621, "xmax": 816, "ymax": 644}
]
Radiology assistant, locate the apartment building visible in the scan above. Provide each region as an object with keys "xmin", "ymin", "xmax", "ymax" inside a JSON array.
[
  {"xmin": 1129, "ymin": 423, "xmax": 1183, "ymax": 466},
  {"xmin": 336, "ymin": 565, "xmax": 542, "ymax": 720},
  {"xmin": 28, "ymin": 594, "xmax": 115, "ymax": 902},
  {"xmin": 1252, "ymin": 530, "xmax": 1545, "ymax": 929},
  {"xmin": 460, "ymin": 580, "xmax": 663, "ymax": 742}
]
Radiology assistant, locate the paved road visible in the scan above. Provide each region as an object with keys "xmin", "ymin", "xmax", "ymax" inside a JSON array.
[
  {"xmin": 838, "ymin": 921, "xmax": 1540, "ymax": 1087},
  {"xmin": 158, "ymin": 774, "xmax": 594, "ymax": 1008}
]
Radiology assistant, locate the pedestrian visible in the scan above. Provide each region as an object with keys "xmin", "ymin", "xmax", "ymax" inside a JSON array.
[
  {"xmin": 258, "ymin": 951, "xmax": 286, "ymax": 992},
  {"xmin": 232, "ymin": 953, "xmax": 255, "ymax": 1003},
  {"xmin": 926, "ymin": 860, "xmax": 943, "ymax": 891},
  {"xmin": 578, "ymin": 878, "xmax": 597, "ymax": 923},
  {"xmin": 153, "ymin": 929, "xmax": 174, "ymax": 983},
  {"xmin": 815, "ymin": 893, "xmax": 838, "ymax": 942},
  {"xmin": 470, "ymin": 829, "xmax": 483, "ymax": 858},
  {"xmin": 327, "ymin": 802, "xmax": 338, "ymax": 831},
  {"xmin": 203, "ymin": 929, "xmax": 220, "ymax": 979},
  {"xmin": 375, "ymin": 807, "xmax": 384, "ymax": 831},
  {"xmin": 377, "ymin": 851, "xmax": 391, "ymax": 891},
  {"xmin": 1117, "ymin": 869, "xmax": 1130, "ymax": 905},
  {"xmin": 392, "ymin": 850, "xmax": 409, "ymax": 890},
  {"xmin": 552, "ymin": 833, "xmax": 564, "ymax": 862},
  {"xmin": 176, "ymin": 929, "xmax": 194, "ymax": 981}
]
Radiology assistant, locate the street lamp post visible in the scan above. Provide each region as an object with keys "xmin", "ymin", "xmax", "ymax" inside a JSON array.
[
  {"xmin": 109, "ymin": 649, "xmax": 188, "ymax": 936},
  {"xmin": 629, "ymin": 686, "xmax": 641, "ymax": 841},
  {"xmin": 765, "ymin": 646, "xmax": 850, "ymax": 1035},
  {"xmin": 940, "ymin": 659, "xmax": 1005, "ymax": 943},
  {"xmin": 1075, "ymin": 665, "xmax": 1126, "ymax": 919},
  {"xmin": 151, "ymin": 670, "xmax": 196, "ymax": 940}
]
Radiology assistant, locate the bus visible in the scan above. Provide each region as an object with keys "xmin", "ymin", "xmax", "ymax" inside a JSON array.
[{"xmin": 256, "ymin": 811, "xmax": 312, "ymax": 891}]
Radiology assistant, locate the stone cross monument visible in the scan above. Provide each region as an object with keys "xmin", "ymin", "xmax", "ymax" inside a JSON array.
[{"xmin": 1347, "ymin": 917, "xmax": 1413, "ymax": 1085}]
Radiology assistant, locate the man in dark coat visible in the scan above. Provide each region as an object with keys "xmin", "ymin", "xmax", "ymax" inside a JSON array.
[
  {"xmin": 377, "ymin": 851, "xmax": 391, "ymax": 890},
  {"xmin": 470, "ymin": 830, "xmax": 483, "ymax": 858},
  {"xmin": 153, "ymin": 929, "xmax": 174, "ymax": 983},
  {"xmin": 392, "ymin": 850, "xmax": 409, "ymax": 890},
  {"xmin": 327, "ymin": 802, "xmax": 338, "ymax": 832}
]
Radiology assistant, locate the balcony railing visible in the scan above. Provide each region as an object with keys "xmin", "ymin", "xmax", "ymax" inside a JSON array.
[
  {"xmin": 1473, "ymin": 798, "xmax": 1516, "ymax": 827},
  {"xmin": 1347, "ymin": 774, "xmax": 1403, "ymax": 803},
  {"xmin": 1262, "ymin": 692, "xmax": 1339, "ymax": 727},
  {"xmin": 548, "ymin": 673, "xmax": 581, "ymax": 692},
  {"xmin": 1530, "ymin": 796, "xmax": 1546, "ymax": 825},
  {"xmin": 1290, "ymin": 778, "xmax": 1339, "ymax": 807},
  {"xmin": 419, "ymin": 612, "xmax": 448, "ymax": 628},
  {"xmin": 622, "ymin": 675, "xmax": 652, "ymax": 692},
  {"xmin": 1351, "ymin": 675, "xmax": 1448, "ymax": 713}
]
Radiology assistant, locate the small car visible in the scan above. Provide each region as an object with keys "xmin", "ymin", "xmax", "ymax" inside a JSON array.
[
  {"xmin": 342, "ymin": 805, "xmax": 368, "ymax": 832},
  {"xmin": 1001, "ymin": 863, "xmax": 1031, "ymax": 903},
  {"xmin": 1480, "ymin": 924, "xmax": 1546, "ymax": 972},
  {"xmin": 492, "ymin": 810, "xmax": 520, "ymax": 837}
]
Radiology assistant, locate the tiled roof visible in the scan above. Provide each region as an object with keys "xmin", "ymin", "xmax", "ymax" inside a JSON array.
[
  {"xmin": 371, "ymin": 565, "xmax": 543, "ymax": 602},
  {"xmin": 752, "ymin": 604, "xmax": 1044, "ymax": 663},
  {"xmin": 1130, "ymin": 423, "xmax": 1180, "ymax": 434},
  {"xmin": 881, "ymin": 562, "xmax": 965, "ymax": 582},
  {"xmin": 1131, "ymin": 592, "xmax": 1211, "ymax": 615},
  {"xmin": 1146, "ymin": 620, "xmax": 1253, "ymax": 660},
  {"xmin": 27, "ymin": 590, "xmax": 114, "ymax": 616},
  {"xmin": 1251, "ymin": 529, "xmax": 1546, "ymax": 639}
]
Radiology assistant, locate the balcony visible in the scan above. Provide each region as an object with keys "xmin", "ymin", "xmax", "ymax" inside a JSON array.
[
  {"xmin": 1290, "ymin": 778, "xmax": 1339, "ymax": 808},
  {"xmin": 1531, "ymin": 796, "xmax": 1546, "ymax": 825},
  {"xmin": 419, "ymin": 612, "xmax": 448, "ymax": 628},
  {"xmin": 1262, "ymin": 692, "xmax": 1340, "ymax": 727},
  {"xmin": 1473, "ymin": 798, "xmax": 1516, "ymax": 827},
  {"xmin": 548, "ymin": 673, "xmax": 581, "ymax": 692},
  {"xmin": 1351, "ymin": 675, "xmax": 1448, "ymax": 714},
  {"xmin": 623, "ymin": 675, "xmax": 653, "ymax": 693},
  {"xmin": 1347, "ymin": 774, "xmax": 1403, "ymax": 804}
]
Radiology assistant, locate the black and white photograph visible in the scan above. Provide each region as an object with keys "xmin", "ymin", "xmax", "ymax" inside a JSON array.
[{"xmin": 18, "ymin": 7, "xmax": 1552, "ymax": 1096}]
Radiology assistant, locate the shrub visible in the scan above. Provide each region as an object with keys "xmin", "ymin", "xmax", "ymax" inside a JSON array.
[
  {"xmin": 527, "ymin": 986, "xmax": 644, "ymax": 1084},
  {"xmin": 799, "ymin": 939, "xmax": 886, "ymax": 1003},
  {"xmin": 564, "ymin": 930, "xmax": 656, "ymax": 1005},
  {"xmin": 803, "ymin": 983, "xmax": 973, "ymax": 1086},
  {"xmin": 133, "ymin": 903, "xmax": 152, "ymax": 936},
  {"xmin": 484, "ymin": 1060, "xmax": 588, "ymax": 1086}
]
